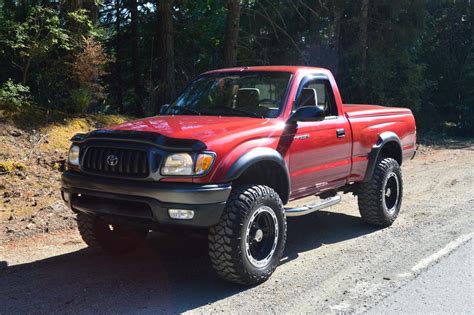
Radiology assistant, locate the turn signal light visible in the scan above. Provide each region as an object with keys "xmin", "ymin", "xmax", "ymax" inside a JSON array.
[{"xmin": 195, "ymin": 154, "xmax": 214, "ymax": 175}]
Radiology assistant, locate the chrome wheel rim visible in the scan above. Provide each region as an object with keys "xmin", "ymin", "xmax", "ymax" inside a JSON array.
[
  {"xmin": 244, "ymin": 206, "xmax": 279, "ymax": 268},
  {"xmin": 384, "ymin": 172, "xmax": 400, "ymax": 214}
]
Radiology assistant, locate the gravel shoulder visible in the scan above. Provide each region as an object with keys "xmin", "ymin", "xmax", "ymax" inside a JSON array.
[{"xmin": 1, "ymin": 139, "xmax": 473, "ymax": 313}]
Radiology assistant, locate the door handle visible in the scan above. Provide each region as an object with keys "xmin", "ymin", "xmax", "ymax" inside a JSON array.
[{"xmin": 336, "ymin": 128, "xmax": 345, "ymax": 138}]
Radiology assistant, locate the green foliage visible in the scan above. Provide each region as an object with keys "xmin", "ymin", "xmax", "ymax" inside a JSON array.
[
  {"xmin": 0, "ymin": 79, "xmax": 33, "ymax": 113},
  {"xmin": 0, "ymin": 0, "xmax": 472, "ymax": 135},
  {"xmin": 66, "ymin": 36, "xmax": 111, "ymax": 113},
  {"xmin": 67, "ymin": 9, "xmax": 105, "ymax": 41},
  {"xmin": 69, "ymin": 87, "xmax": 92, "ymax": 114},
  {"xmin": 417, "ymin": 0, "xmax": 473, "ymax": 135},
  {"xmin": 1, "ymin": 6, "xmax": 71, "ymax": 83},
  {"xmin": 459, "ymin": 46, "xmax": 474, "ymax": 135}
]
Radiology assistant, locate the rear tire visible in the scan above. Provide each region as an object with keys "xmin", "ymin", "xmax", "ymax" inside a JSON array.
[
  {"xmin": 358, "ymin": 158, "xmax": 403, "ymax": 227},
  {"xmin": 208, "ymin": 185, "xmax": 287, "ymax": 285},
  {"xmin": 77, "ymin": 212, "xmax": 148, "ymax": 254}
]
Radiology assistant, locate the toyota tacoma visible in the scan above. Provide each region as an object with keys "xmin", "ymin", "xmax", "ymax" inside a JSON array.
[{"xmin": 61, "ymin": 66, "xmax": 416, "ymax": 284}]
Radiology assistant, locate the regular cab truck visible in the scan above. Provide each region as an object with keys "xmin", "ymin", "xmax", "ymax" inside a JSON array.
[{"xmin": 61, "ymin": 66, "xmax": 416, "ymax": 284}]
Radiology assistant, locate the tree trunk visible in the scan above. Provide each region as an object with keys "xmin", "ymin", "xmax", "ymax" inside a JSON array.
[
  {"xmin": 64, "ymin": 0, "xmax": 83, "ymax": 10},
  {"xmin": 223, "ymin": 0, "xmax": 241, "ymax": 67},
  {"xmin": 332, "ymin": 0, "xmax": 344, "ymax": 76},
  {"xmin": 156, "ymin": 0, "xmax": 176, "ymax": 111},
  {"xmin": 22, "ymin": 57, "xmax": 31, "ymax": 84},
  {"xmin": 130, "ymin": 0, "xmax": 144, "ymax": 116},
  {"xmin": 3, "ymin": 0, "xmax": 16, "ymax": 15},
  {"xmin": 115, "ymin": 0, "xmax": 124, "ymax": 113},
  {"xmin": 83, "ymin": 0, "xmax": 99, "ymax": 23},
  {"xmin": 358, "ymin": 0, "xmax": 369, "ymax": 101}
]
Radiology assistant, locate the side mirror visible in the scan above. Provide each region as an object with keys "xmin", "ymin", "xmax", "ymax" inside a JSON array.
[
  {"xmin": 159, "ymin": 104, "xmax": 170, "ymax": 115},
  {"xmin": 288, "ymin": 106, "xmax": 325, "ymax": 124}
]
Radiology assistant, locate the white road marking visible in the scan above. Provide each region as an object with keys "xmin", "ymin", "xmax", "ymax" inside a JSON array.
[
  {"xmin": 411, "ymin": 232, "xmax": 474, "ymax": 273},
  {"xmin": 396, "ymin": 272, "xmax": 411, "ymax": 278},
  {"xmin": 330, "ymin": 300, "xmax": 352, "ymax": 312}
]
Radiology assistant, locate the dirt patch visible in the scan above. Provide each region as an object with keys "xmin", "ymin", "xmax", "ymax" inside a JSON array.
[{"xmin": 0, "ymin": 109, "xmax": 127, "ymax": 242}]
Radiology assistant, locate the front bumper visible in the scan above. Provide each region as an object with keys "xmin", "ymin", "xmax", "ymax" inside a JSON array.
[{"xmin": 61, "ymin": 171, "xmax": 232, "ymax": 228}]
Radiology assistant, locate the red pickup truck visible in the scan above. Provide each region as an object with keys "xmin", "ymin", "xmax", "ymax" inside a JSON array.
[{"xmin": 61, "ymin": 66, "xmax": 416, "ymax": 284}]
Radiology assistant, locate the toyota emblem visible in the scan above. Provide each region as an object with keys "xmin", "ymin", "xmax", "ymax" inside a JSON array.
[{"xmin": 107, "ymin": 155, "xmax": 119, "ymax": 166}]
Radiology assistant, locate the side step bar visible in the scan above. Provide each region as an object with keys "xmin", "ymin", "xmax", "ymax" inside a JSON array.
[{"xmin": 285, "ymin": 195, "xmax": 341, "ymax": 217}]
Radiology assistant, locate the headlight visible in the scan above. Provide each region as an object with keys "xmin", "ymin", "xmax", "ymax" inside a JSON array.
[
  {"xmin": 68, "ymin": 145, "xmax": 80, "ymax": 166},
  {"xmin": 161, "ymin": 153, "xmax": 215, "ymax": 176}
]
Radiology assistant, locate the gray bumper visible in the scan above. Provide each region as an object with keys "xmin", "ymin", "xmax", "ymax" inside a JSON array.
[{"xmin": 61, "ymin": 171, "xmax": 232, "ymax": 227}]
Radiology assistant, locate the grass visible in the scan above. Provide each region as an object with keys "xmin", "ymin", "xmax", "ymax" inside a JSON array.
[
  {"xmin": 3, "ymin": 106, "xmax": 128, "ymax": 152},
  {"xmin": 0, "ymin": 161, "xmax": 27, "ymax": 173},
  {"xmin": 40, "ymin": 115, "xmax": 127, "ymax": 151}
]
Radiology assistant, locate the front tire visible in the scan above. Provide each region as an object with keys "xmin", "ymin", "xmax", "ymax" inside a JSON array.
[
  {"xmin": 358, "ymin": 157, "xmax": 403, "ymax": 227},
  {"xmin": 208, "ymin": 185, "xmax": 287, "ymax": 285},
  {"xmin": 77, "ymin": 213, "xmax": 148, "ymax": 254}
]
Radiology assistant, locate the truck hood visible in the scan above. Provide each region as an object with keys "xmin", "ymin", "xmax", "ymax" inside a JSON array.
[{"xmin": 107, "ymin": 115, "xmax": 284, "ymax": 148}]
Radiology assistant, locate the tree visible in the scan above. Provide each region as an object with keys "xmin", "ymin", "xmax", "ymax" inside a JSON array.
[
  {"xmin": 66, "ymin": 37, "xmax": 111, "ymax": 113},
  {"xmin": 2, "ymin": 6, "xmax": 71, "ymax": 84},
  {"xmin": 0, "ymin": 0, "xmax": 471, "ymax": 134},
  {"xmin": 156, "ymin": 0, "xmax": 176, "ymax": 110},
  {"xmin": 332, "ymin": 0, "xmax": 345, "ymax": 76},
  {"xmin": 114, "ymin": 0, "xmax": 124, "ymax": 112},
  {"xmin": 224, "ymin": 0, "xmax": 240, "ymax": 67},
  {"xmin": 130, "ymin": 0, "xmax": 144, "ymax": 116},
  {"xmin": 65, "ymin": 0, "xmax": 100, "ymax": 21},
  {"xmin": 357, "ymin": 0, "xmax": 369, "ymax": 101}
]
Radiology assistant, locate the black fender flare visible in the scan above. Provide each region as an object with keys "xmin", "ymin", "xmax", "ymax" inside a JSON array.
[
  {"xmin": 363, "ymin": 131, "xmax": 402, "ymax": 182},
  {"xmin": 225, "ymin": 147, "xmax": 291, "ymax": 203}
]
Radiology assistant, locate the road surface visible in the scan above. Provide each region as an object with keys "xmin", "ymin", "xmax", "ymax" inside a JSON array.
[
  {"xmin": 369, "ymin": 239, "xmax": 473, "ymax": 314},
  {"xmin": 1, "ymin": 141, "xmax": 473, "ymax": 313}
]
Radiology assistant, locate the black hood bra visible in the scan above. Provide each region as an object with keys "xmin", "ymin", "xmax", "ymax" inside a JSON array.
[{"xmin": 71, "ymin": 129, "xmax": 207, "ymax": 151}]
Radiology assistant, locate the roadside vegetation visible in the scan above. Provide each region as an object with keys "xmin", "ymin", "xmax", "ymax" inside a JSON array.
[
  {"xmin": 0, "ymin": 1, "xmax": 472, "ymax": 135},
  {"xmin": 0, "ymin": 107, "xmax": 126, "ymax": 241}
]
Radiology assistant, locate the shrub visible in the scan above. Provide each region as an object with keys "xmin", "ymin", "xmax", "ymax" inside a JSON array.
[
  {"xmin": 69, "ymin": 87, "xmax": 92, "ymax": 113},
  {"xmin": 66, "ymin": 37, "xmax": 112, "ymax": 113},
  {"xmin": 0, "ymin": 79, "xmax": 33, "ymax": 114}
]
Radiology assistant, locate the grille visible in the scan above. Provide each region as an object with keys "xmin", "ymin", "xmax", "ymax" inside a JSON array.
[{"xmin": 82, "ymin": 147, "xmax": 149, "ymax": 177}]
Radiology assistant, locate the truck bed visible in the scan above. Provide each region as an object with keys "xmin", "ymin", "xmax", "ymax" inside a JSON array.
[{"xmin": 342, "ymin": 104, "xmax": 417, "ymax": 182}]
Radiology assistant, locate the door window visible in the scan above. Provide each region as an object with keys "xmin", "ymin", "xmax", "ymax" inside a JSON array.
[{"xmin": 293, "ymin": 77, "xmax": 338, "ymax": 117}]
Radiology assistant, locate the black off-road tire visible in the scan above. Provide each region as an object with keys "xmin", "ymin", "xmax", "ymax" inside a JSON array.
[
  {"xmin": 208, "ymin": 185, "xmax": 287, "ymax": 285},
  {"xmin": 77, "ymin": 212, "xmax": 148, "ymax": 254},
  {"xmin": 358, "ymin": 157, "xmax": 403, "ymax": 227}
]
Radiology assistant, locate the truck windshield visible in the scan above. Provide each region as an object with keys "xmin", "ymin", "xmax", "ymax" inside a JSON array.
[{"xmin": 165, "ymin": 72, "xmax": 292, "ymax": 118}]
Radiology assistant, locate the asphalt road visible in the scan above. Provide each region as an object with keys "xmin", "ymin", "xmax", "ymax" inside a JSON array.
[
  {"xmin": 1, "ymin": 141, "xmax": 473, "ymax": 314},
  {"xmin": 369, "ymin": 239, "xmax": 473, "ymax": 314}
]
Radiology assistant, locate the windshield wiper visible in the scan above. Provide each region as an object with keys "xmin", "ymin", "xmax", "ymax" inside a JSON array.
[
  {"xmin": 215, "ymin": 106, "xmax": 264, "ymax": 118},
  {"xmin": 175, "ymin": 107, "xmax": 201, "ymax": 115}
]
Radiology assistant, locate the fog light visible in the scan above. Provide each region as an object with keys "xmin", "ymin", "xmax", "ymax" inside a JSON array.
[{"xmin": 168, "ymin": 209, "xmax": 194, "ymax": 220}]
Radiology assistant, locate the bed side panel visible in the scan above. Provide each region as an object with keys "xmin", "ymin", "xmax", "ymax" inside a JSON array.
[{"xmin": 346, "ymin": 106, "xmax": 416, "ymax": 182}]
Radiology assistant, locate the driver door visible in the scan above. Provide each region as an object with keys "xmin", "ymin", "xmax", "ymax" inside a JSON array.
[{"xmin": 288, "ymin": 76, "xmax": 352, "ymax": 199}]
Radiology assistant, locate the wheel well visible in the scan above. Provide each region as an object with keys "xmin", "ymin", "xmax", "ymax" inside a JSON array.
[
  {"xmin": 379, "ymin": 141, "xmax": 402, "ymax": 165},
  {"xmin": 232, "ymin": 161, "xmax": 289, "ymax": 204}
]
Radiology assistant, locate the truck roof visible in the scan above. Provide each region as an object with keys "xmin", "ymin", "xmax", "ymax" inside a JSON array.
[{"xmin": 204, "ymin": 66, "xmax": 330, "ymax": 75}]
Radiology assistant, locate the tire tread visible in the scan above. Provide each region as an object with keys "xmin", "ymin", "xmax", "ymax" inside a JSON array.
[
  {"xmin": 208, "ymin": 185, "xmax": 286, "ymax": 285},
  {"xmin": 358, "ymin": 158, "xmax": 403, "ymax": 227}
]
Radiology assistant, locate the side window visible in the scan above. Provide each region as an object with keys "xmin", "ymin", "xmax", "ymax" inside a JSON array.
[{"xmin": 293, "ymin": 78, "xmax": 338, "ymax": 117}]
